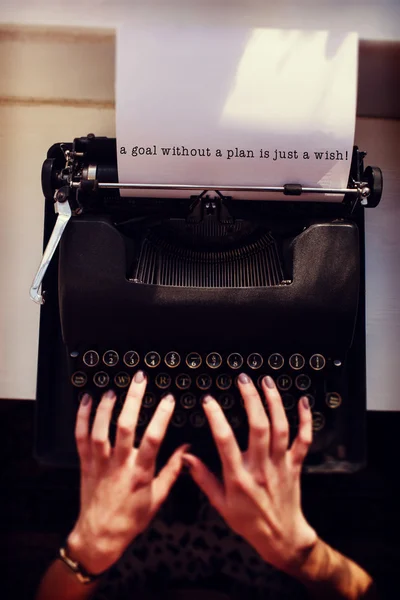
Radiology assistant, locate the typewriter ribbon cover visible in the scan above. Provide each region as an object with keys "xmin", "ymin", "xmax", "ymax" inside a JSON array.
[{"xmin": 116, "ymin": 26, "xmax": 358, "ymax": 201}]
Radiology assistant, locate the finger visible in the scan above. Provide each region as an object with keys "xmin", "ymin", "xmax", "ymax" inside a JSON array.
[
  {"xmin": 290, "ymin": 396, "xmax": 313, "ymax": 467},
  {"xmin": 261, "ymin": 376, "xmax": 289, "ymax": 459},
  {"xmin": 91, "ymin": 390, "xmax": 116, "ymax": 461},
  {"xmin": 151, "ymin": 444, "xmax": 190, "ymax": 512},
  {"xmin": 237, "ymin": 373, "xmax": 270, "ymax": 467},
  {"xmin": 135, "ymin": 394, "xmax": 175, "ymax": 474},
  {"xmin": 114, "ymin": 370, "xmax": 147, "ymax": 462},
  {"xmin": 202, "ymin": 396, "xmax": 242, "ymax": 477},
  {"xmin": 75, "ymin": 393, "xmax": 92, "ymax": 466},
  {"xmin": 183, "ymin": 453, "xmax": 225, "ymax": 512}
]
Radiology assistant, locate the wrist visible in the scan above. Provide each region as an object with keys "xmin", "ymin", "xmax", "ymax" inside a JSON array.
[{"xmin": 67, "ymin": 526, "xmax": 120, "ymax": 575}]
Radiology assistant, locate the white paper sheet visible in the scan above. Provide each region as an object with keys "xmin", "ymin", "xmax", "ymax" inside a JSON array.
[{"xmin": 116, "ymin": 26, "xmax": 358, "ymax": 201}]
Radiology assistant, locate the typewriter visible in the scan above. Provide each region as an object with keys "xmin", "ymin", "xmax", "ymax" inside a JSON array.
[{"xmin": 31, "ymin": 134, "xmax": 382, "ymax": 473}]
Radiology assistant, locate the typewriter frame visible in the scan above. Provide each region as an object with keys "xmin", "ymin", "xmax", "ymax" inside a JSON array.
[{"xmin": 33, "ymin": 135, "xmax": 382, "ymax": 473}]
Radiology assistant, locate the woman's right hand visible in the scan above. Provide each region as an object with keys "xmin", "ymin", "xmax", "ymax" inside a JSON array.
[{"xmin": 183, "ymin": 373, "xmax": 317, "ymax": 573}]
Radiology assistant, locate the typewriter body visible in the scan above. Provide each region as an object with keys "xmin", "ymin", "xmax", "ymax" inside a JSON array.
[{"xmin": 32, "ymin": 135, "xmax": 382, "ymax": 473}]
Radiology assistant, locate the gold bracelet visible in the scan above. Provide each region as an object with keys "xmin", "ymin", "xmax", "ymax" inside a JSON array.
[{"xmin": 58, "ymin": 544, "xmax": 105, "ymax": 585}]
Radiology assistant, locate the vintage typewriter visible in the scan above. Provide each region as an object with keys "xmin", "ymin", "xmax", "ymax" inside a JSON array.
[{"xmin": 31, "ymin": 134, "xmax": 382, "ymax": 473}]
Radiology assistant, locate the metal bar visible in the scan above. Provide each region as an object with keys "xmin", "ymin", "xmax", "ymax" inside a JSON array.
[{"xmin": 85, "ymin": 182, "xmax": 359, "ymax": 195}]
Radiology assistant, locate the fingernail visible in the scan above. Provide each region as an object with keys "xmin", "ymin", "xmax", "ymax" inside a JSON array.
[
  {"xmin": 301, "ymin": 396, "xmax": 310, "ymax": 409},
  {"xmin": 134, "ymin": 370, "xmax": 145, "ymax": 383},
  {"xmin": 162, "ymin": 393, "xmax": 175, "ymax": 403},
  {"xmin": 104, "ymin": 389, "xmax": 116, "ymax": 400},
  {"xmin": 81, "ymin": 393, "xmax": 91, "ymax": 406},
  {"xmin": 264, "ymin": 376, "xmax": 275, "ymax": 389},
  {"xmin": 182, "ymin": 457, "xmax": 191, "ymax": 469},
  {"xmin": 201, "ymin": 395, "xmax": 212, "ymax": 404},
  {"xmin": 238, "ymin": 373, "xmax": 251, "ymax": 384}
]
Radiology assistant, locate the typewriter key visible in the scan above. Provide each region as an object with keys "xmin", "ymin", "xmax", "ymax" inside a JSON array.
[
  {"xmin": 164, "ymin": 351, "xmax": 181, "ymax": 368},
  {"xmin": 227, "ymin": 414, "xmax": 241, "ymax": 429},
  {"xmin": 196, "ymin": 374, "xmax": 212, "ymax": 391},
  {"xmin": 247, "ymin": 353, "xmax": 263, "ymax": 369},
  {"xmin": 171, "ymin": 411, "xmax": 187, "ymax": 427},
  {"xmin": 309, "ymin": 354, "xmax": 326, "ymax": 370},
  {"xmin": 83, "ymin": 350, "xmax": 99, "ymax": 367},
  {"xmin": 123, "ymin": 351, "xmax": 140, "ymax": 368},
  {"xmin": 325, "ymin": 392, "xmax": 342, "ymax": 409},
  {"xmin": 143, "ymin": 393, "xmax": 156, "ymax": 408},
  {"xmin": 295, "ymin": 374, "xmax": 311, "ymax": 392},
  {"xmin": 155, "ymin": 373, "xmax": 172, "ymax": 389},
  {"xmin": 206, "ymin": 352, "xmax": 222, "ymax": 369},
  {"xmin": 180, "ymin": 393, "xmax": 196, "ymax": 409},
  {"xmin": 216, "ymin": 374, "xmax": 232, "ymax": 390},
  {"xmin": 190, "ymin": 411, "xmax": 206, "ymax": 428},
  {"xmin": 277, "ymin": 374, "xmax": 292, "ymax": 391},
  {"xmin": 71, "ymin": 371, "xmax": 87, "ymax": 387},
  {"xmin": 268, "ymin": 353, "xmax": 284, "ymax": 370},
  {"xmin": 312, "ymin": 412, "xmax": 326, "ymax": 431},
  {"xmin": 93, "ymin": 371, "xmax": 110, "ymax": 388},
  {"xmin": 304, "ymin": 394, "xmax": 315, "ymax": 409},
  {"xmin": 218, "ymin": 393, "xmax": 234, "ymax": 410},
  {"xmin": 175, "ymin": 374, "xmax": 191, "ymax": 390},
  {"xmin": 103, "ymin": 350, "xmax": 119, "ymax": 367},
  {"xmin": 227, "ymin": 353, "xmax": 243, "ymax": 370},
  {"xmin": 289, "ymin": 354, "xmax": 305, "ymax": 370},
  {"xmin": 144, "ymin": 351, "xmax": 161, "ymax": 368},
  {"xmin": 137, "ymin": 411, "xmax": 149, "ymax": 427},
  {"xmin": 186, "ymin": 352, "xmax": 202, "ymax": 369},
  {"xmin": 114, "ymin": 372, "xmax": 131, "ymax": 388},
  {"xmin": 282, "ymin": 394, "xmax": 295, "ymax": 410}
]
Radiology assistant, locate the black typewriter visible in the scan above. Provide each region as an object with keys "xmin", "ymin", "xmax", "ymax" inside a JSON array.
[{"xmin": 31, "ymin": 134, "xmax": 382, "ymax": 473}]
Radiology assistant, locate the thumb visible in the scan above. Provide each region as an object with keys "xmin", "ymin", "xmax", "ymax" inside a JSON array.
[
  {"xmin": 151, "ymin": 444, "xmax": 189, "ymax": 512},
  {"xmin": 183, "ymin": 453, "xmax": 225, "ymax": 512}
]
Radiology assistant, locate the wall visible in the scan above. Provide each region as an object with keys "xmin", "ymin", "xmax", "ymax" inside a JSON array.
[{"xmin": 0, "ymin": 22, "xmax": 399, "ymax": 410}]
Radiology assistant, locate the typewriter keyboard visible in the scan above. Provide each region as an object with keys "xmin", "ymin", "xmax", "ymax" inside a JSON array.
[{"xmin": 69, "ymin": 348, "xmax": 345, "ymax": 455}]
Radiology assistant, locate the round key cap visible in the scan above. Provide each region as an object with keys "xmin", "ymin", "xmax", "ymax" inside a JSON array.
[
  {"xmin": 268, "ymin": 353, "xmax": 284, "ymax": 370},
  {"xmin": 144, "ymin": 351, "xmax": 161, "ymax": 368},
  {"xmin": 155, "ymin": 373, "xmax": 172, "ymax": 389},
  {"xmin": 277, "ymin": 374, "xmax": 292, "ymax": 391},
  {"xmin": 218, "ymin": 393, "xmax": 235, "ymax": 410},
  {"xmin": 83, "ymin": 350, "xmax": 99, "ymax": 367},
  {"xmin": 180, "ymin": 393, "xmax": 196, "ymax": 409},
  {"xmin": 93, "ymin": 371, "xmax": 110, "ymax": 388},
  {"xmin": 164, "ymin": 351, "xmax": 181, "ymax": 368},
  {"xmin": 289, "ymin": 354, "xmax": 305, "ymax": 370},
  {"xmin": 190, "ymin": 411, "xmax": 206, "ymax": 428},
  {"xmin": 123, "ymin": 351, "xmax": 140, "ymax": 368},
  {"xmin": 227, "ymin": 353, "xmax": 243, "ymax": 369},
  {"xmin": 309, "ymin": 354, "xmax": 326, "ymax": 371},
  {"xmin": 186, "ymin": 352, "xmax": 202, "ymax": 369},
  {"xmin": 175, "ymin": 373, "xmax": 191, "ymax": 390},
  {"xmin": 71, "ymin": 371, "xmax": 87, "ymax": 387},
  {"xmin": 103, "ymin": 350, "xmax": 119, "ymax": 367},
  {"xmin": 172, "ymin": 411, "xmax": 187, "ymax": 427},
  {"xmin": 312, "ymin": 412, "xmax": 326, "ymax": 431},
  {"xmin": 206, "ymin": 352, "xmax": 222, "ymax": 369},
  {"xmin": 114, "ymin": 372, "xmax": 131, "ymax": 388},
  {"xmin": 143, "ymin": 393, "xmax": 156, "ymax": 408},
  {"xmin": 295, "ymin": 374, "xmax": 311, "ymax": 391},
  {"xmin": 216, "ymin": 374, "xmax": 232, "ymax": 390},
  {"xmin": 325, "ymin": 392, "xmax": 342, "ymax": 409},
  {"xmin": 247, "ymin": 353, "xmax": 263, "ymax": 369},
  {"xmin": 282, "ymin": 394, "xmax": 295, "ymax": 410},
  {"xmin": 196, "ymin": 374, "xmax": 212, "ymax": 391}
]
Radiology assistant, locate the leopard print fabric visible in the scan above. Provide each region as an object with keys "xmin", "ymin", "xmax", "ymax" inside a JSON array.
[{"xmin": 94, "ymin": 486, "xmax": 307, "ymax": 600}]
